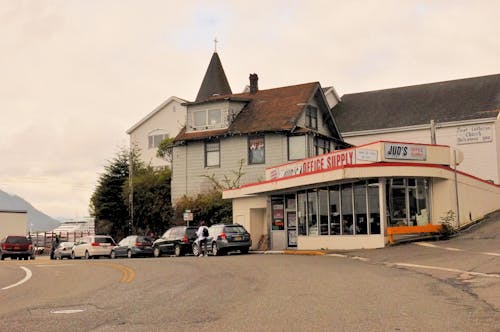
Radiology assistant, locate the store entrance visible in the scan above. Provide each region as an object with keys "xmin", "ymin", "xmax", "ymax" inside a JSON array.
[{"xmin": 387, "ymin": 178, "xmax": 430, "ymax": 227}]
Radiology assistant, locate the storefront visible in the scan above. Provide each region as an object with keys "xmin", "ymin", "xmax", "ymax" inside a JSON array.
[{"xmin": 224, "ymin": 141, "xmax": 500, "ymax": 250}]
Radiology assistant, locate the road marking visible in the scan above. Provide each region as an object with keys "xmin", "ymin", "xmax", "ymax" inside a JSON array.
[
  {"xmin": 51, "ymin": 309, "xmax": 85, "ymax": 314},
  {"xmin": 92, "ymin": 262, "xmax": 135, "ymax": 283},
  {"xmin": 393, "ymin": 262, "xmax": 500, "ymax": 278},
  {"xmin": 352, "ymin": 256, "xmax": 370, "ymax": 262},
  {"xmin": 1, "ymin": 266, "xmax": 32, "ymax": 290},
  {"xmin": 443, "ymin": 247, "xmax": 464, "ymax": 252},
  {"xmin": 415, "ymin": 242, "xmax": 498, "ymax": 256},
  {"xmin": 326, "ymin": 254, "xmax": 348, "ymax": 258},
  {"xmin": 36, "ymin": 264, "xmax": 75, "ymax": 267}
]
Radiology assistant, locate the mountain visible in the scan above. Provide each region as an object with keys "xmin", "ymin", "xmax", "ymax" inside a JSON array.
[{"xmin": 0, "ymin": 189, "xmax": 60, "ymax": 232}]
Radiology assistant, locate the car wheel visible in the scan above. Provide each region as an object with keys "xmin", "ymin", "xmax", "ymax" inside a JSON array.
[
  {"xmin": 110, "ymin": 250, "xmax": 116, "ymax": 259},
  {"xmin": 0, "ymin": 254, "xmax": 3, "ymax": 260},
  {"xmin": 127, "ymin": 249, "xmax": 132, "ymax": 259},
  {"xmin": 84, "ymin": 251, "xmax": 90, "ymax": 260},
  {"xmin": 153, "ymin": 246, "xmax": 161, "ymax": 257},
  {"xmin": 71, "ymin": 251, "xmax": 75, "ymax": 259},
  {"xmin": 174, "ymin": 245, "xmax": 184, "ymax": 257},
  {"xmin": 212, "ymin": 243, "xmax": 219, "ymax": 256},
  {"xmin": 192, "ymin": 243, "xmax": 200, "ymax": 257},
  {"xmin": 240, "ymin": 247, "xmax": 249, "ymax": 254}
]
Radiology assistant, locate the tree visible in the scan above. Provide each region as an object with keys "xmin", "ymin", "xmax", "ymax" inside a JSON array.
[
  {"xmin": 156, "ymin": 137, "xmax": 174, "ymax": 163},
  {"xmin": 123, "ymin": 166, "xmax": 173, "ymax": 237},
  {"xmin": 173, "ymin": 191, "xmax": 232, "ymax": 226},
  {"xmin": 90, "ymin": 146, "xmax": 144, "ymax": 240}
]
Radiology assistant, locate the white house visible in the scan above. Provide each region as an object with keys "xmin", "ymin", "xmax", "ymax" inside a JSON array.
[{"xmin": 127, "ymin": 96, "xmax": 187, "ymax": 168}]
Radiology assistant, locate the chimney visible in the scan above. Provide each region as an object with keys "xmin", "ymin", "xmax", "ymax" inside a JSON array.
[{"xmin": 249, "ymin": 73, "xmax": 258, "ymax": 94}]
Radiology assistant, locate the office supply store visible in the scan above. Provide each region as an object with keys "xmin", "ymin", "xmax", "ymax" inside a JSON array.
[{"xmin": 223, "ymin": 141, "xmax": 500, "ymax": 250}]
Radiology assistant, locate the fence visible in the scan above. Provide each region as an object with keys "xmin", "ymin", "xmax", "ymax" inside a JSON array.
[{"xmin": 29, "ymin": 231, "xmax": 94, "ymax": 255}]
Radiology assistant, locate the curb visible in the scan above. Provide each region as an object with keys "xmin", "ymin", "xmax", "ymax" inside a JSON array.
[{"xmin": 250, "ymin": 250, "xmax": 326, "ymax": 256}]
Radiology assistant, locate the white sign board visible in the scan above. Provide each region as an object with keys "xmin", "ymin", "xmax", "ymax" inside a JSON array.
[
  {"xmin": 356, "ymin": 149, "xmax": 378, "ymax": 162},
  {"xmin": 183, "ymin": 212, "xmax": 193, "ymax": 221},
  {"xmin": 456, "ymin": 125, "xmax": 493, "ymax": 145},
  {"xmin": 384, "ymin": 143, "xmax": 426, "ymax": 160}
]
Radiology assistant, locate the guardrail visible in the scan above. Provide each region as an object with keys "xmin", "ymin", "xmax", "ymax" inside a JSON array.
[{"xmin": 29, "ymin": 231, "xmax": 94, "ymax": 255}]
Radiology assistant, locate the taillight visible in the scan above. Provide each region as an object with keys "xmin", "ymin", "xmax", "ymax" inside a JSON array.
[
  {"xmin": 181, "ymin": 235, "xmax": 189, "ymax": 243},
  {"xmin": 1, "ymin": 243, "xmax": 6, "ymax": 250},
  {"xmin": 28, "ymin": 244, "xmax": 33, "ymax": 250},
  {"xmin": 91, "ymin": 242, "xmax": 100, "ymax": 247},
  {"xmin": 219, "ymin": 233, "xmax": 227, "ymax": 240},
  {"xmin": 134, "ymin": 242, "xmax": 144, "ymax": 247}
]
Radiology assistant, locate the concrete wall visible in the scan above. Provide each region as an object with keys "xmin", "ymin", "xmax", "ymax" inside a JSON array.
[
  {"xmin": 232, "ymin": 196, "xmax": 267, "ymax": 250},
  {"xmin": 0, "ymin": 210, "xmax": 28, "ymax": 240},
  {"xmin": 298, "ymin": 234, "xmax": 385, "ymax": 250}
]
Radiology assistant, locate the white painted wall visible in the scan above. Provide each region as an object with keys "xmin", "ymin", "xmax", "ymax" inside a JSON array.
[
  {"xmin": 0, "ymin": 211, "xmax": 28, "ymax": 239},
  {"xmin": 343, "ymin": 120, "xmax": 500, "ymax": 183},
  {"xmin": 129, "ymin": 99, "xmax": 186, "ymax": 168}
]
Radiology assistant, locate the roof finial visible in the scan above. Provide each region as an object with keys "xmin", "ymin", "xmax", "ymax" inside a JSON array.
[{"xmin": 214, "ymin": 37, "xmax": 218, "ymax": 52}]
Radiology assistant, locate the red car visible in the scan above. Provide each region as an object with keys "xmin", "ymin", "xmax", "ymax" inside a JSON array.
[{"xmin": 0, "ymin": 235, "xmax": 35, "ymax": 260}]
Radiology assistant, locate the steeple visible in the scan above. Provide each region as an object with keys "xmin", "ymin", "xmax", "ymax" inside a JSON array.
[{"xmin": 195, "ymin": 52, "xmax": 232, "ymax": 102}]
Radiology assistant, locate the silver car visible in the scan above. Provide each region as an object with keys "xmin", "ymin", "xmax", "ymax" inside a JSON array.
[{"xmin": 193, "ymin": 224, "xmax": 251, "ymax": 256}]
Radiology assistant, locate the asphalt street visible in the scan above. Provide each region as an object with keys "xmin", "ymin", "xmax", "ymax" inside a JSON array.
[{"xmin": 1, "ymin": 212, "xmax": 499, "ymax": 331}]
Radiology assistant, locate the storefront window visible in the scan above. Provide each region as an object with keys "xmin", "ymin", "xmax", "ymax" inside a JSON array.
[
  {"xmin": 307, "ymin": 190, "xmax": 318, "ymax": 236},
  {"xmin": 297, "ymin": 192, "xmax": 307, "ymax": 235},
  {"xmin": 368, "ymin": 180, "xmax": 381, "ymax": 234},
  {"xmin": 387, "ymin": 178, "xmax": 430, "ymax": 227},
  {"xmin": 271, "ymin": 196, "xmax": 284, "ymax": 230},
  {"xmin": 329, "ymin": 186, "xmax": 341, "ymax": 234},
  {"xmin": 341, "ymin": 184, "xmax": 353, "ymax": 235},
  {"xmin": 354, "ymin": 182, "xmax": 367, "ymax": 235},
  {"xmin": 318, "ymin": 188, "xmax": 329, "ymax": 235}
]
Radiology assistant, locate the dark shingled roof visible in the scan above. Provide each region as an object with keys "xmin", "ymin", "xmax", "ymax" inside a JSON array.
[
  {"xmin": 333, "ymin": 74, "xmax": 500, "ymax": 132},
  {"xmin": 195, "ymin": 52, "xmax": 232, "ymax": 102},
  {"xmin": 175, "ymin": 82, "xmax": 325, "ymax": 142}
]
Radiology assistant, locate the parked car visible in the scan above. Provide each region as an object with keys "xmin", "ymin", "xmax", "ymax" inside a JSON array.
[
  {"xmin": 193, "ymin": 224, "xmax": 251, "ymax": 256},
  {"xmin": 152, "ymin": 226, "xmax": 198, "ymax": 257},
  {"xmin": 71, "ymin": 235, "xmax": 116, "ymax": 259},
  {"xmin": 111, "ymin": 235, "xmax": 154, "ymax": 258},
  {"xmin": 53, "ymin": 241, "xmax": 75, "ymax": 260},
  {"xmin": 0, "ymin": 235, "xmax": 35, "ymax": 260}
]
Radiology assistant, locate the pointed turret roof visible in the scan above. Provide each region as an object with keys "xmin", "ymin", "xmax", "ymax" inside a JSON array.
[{"xmin": 195, "ymin": 52, "xmax": 232, "ymax": 102}]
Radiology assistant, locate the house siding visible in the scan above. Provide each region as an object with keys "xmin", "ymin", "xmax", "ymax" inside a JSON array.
[
  {"xmin": 129, "ymin": 100, "xmax": 186, "ymax": 168},
  {"xmin": 172, "ymin": 133, "xmax": 293, "ymax": 203}
]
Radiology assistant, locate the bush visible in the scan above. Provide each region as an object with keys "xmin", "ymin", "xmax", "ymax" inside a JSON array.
[{"xmin": 174, "ymin": 191, "xmax": 232, "ymax": 227}]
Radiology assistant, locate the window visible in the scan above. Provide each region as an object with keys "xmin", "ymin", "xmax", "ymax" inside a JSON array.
[
  {"xmin": 192, "ymin": 109, "xmax": 222, "ymax": 129},
  {"xmin": 205, "ymin": 140, "xmax": 220, "ymax": 167},
  {"xmin": 148, "ymin": 133, "xmax": 168, "ymax": 149},
  {"xmin": 305, "ymin": 106, "xmax": 318, "ymax": 129},
  {"xmin": 288, "ymin": 135, "xmax": 306, "ymax": 160},
  {"xmin": 314, "ymin": 137, "xmax": 331, "ymax": 155},
  {"xmin": 248, "ymin": 136, "xmax": 265, "ymax": 164}
]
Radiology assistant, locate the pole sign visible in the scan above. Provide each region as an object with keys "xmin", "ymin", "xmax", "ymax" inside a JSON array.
[{"xmin": 183, "ymin": 210, "xmax": 193, "ymax": 222}]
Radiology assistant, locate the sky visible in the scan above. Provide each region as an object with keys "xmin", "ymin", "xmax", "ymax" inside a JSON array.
[{"xmin": 1, "ymin": 0, "xmax": 499, "ymax": 220}]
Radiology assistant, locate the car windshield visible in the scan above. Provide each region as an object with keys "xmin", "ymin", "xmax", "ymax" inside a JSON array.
[
  {"xmin": 61, "ymin": 242, "xmax": 74, "ymax": 248},
  {"xmin": 6, "ymin": 236, "xmax": 30, "ymax": 244},
  {"xmin": 137, "ymin": 236, "xmax": 152, "ymax": 244},
  {"xmin": 224, "ymin": 226, "xmax": 247, "ymax": 234},
  {"xmin": 186, "ymin": 228, "xmax": 197, "ymax": 238}
]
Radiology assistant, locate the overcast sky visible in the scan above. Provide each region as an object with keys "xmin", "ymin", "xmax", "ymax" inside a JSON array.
[{"xmin": 1, "ymin": 0, "xmax": 499, "ymax": 220}]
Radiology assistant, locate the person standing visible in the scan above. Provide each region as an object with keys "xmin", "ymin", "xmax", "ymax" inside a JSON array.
[{"xmin": 196, "ymin": 221, "xmax": 209, "ymax": 257}]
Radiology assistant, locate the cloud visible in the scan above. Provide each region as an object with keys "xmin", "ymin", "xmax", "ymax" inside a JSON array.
[{"xmin": 1, "ymin": 0, "xmax": 499, "ymax": 219}]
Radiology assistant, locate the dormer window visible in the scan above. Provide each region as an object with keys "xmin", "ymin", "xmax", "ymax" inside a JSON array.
[
  {"xmin": 305, "ymin": 106, "xmax": 318, "ymax": 130},
  {"xmin": 192, "ymin": 109, "xmax": 222, "ymax": 130}
]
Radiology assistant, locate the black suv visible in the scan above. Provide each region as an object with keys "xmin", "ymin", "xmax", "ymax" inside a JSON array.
[
  {"xmin": 193, "ymin": 224, "xmax": 251, "ymax": 256},
  {"xmin": 152, "ymin": 226, "xmax": 198, "ymax": 257},
  {"xmin": 0, "ymin": 235, "xmax": 35, "ymax": 260}
]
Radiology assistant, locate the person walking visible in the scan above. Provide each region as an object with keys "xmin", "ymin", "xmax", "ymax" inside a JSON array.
[{"xmin": 196, "ymin": 221, "xmax": 209, "ymax": 257}]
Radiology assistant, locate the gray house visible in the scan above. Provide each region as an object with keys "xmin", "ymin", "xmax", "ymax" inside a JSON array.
[{"xmin": 171, "ymin": 52, "xmax": 350, "ymax": 203}]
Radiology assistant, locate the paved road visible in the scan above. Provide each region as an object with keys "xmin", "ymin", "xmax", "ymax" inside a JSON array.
[{"xmin": 1, "ymin": 213, "xmax": 499, "ymax": 331}]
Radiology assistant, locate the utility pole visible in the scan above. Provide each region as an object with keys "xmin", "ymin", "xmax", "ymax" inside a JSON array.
[{"xmin": 129, "ymin": 149, "xmax": 134, "ymax": 235}]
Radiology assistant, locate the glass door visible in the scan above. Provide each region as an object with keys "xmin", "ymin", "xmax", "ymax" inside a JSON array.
[{"xmin": 285, "ymin": 194, "xmax": 297, "ymax": 247}]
